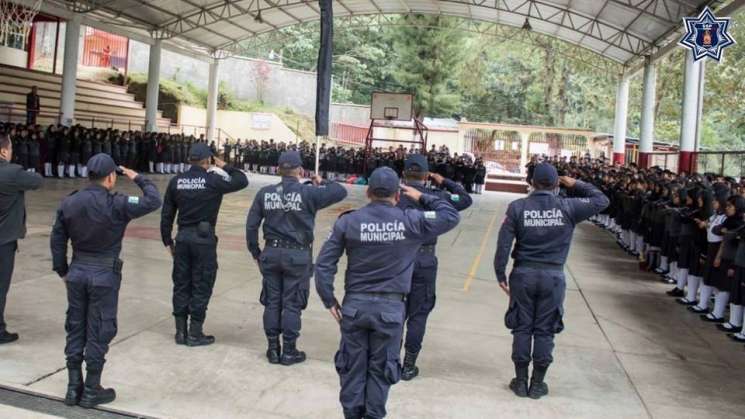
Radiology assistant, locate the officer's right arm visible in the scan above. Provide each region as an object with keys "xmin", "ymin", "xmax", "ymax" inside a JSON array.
[
  {"xmin": 160, "ymin": 178, "xmax": 178, "ymax": 247},
  {"xmin": 566, "ymin": 180, "xmax": 610, "ymax": 224},
  {"xmin": 212, "ymin": 165, "xmax": 249, "ymax": 194},
  {"xmin": 309, "ymin": 181, "xmax": 348, "ymax": 210},
  {"xmin": 494, "ymin": 203, "xmax": 517, "ymax": 283},
  {"xmin": 314, "ymin": 218, "xmax": 347, "ymax": 309},
  {"xmin": 404, "ymin": 194, "xmax": 460, "ymax": 240},
  {"xmin": 12, "ymin": 165, "xmax": 42, "ymax": 191},
  {"xmin": 50, "ymin": 208, "xmax": 69, "ymax": 278},
  {"xmin": 119, "ymin": 175, "xmax": 162, "ymax": 221},
  {"xmin": 245, "ymin": 195, "xmax": 264, "ymax": 260}
]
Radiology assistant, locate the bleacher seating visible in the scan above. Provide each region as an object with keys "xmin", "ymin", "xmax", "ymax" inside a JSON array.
[{"xmin": 0, "ymin": 64, "xmax": 171, "ymax": 131}]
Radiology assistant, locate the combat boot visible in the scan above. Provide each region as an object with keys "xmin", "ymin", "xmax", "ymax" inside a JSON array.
[
  {"xmin": 266, "ymin": 336, "xmax": 281, "ymax": 364},
  {"xmin": 509, "ymin": 363, "xmax": 529, "ymax": 398},
  {"xmin": 174, "ymin": 316, "xmax": 187, "ymax": 345},
  {"xmin": 401, "ymin": 351, "xmax": 420, "ymax": 381},
  {"xmin": 280, "ymin": 339, "xmax": 306, "ymax": 366},
  {"xmin": 78, "ymin": 368, "xmax": 116, "ymax": 408},
  {"xmin": 64, "ymin": 362, "xmax": 83, "ymax": 406},
  {"xmin": 528, "ymin": 365, "xmax": 550, "ymax": 400},
  {"xmin": 187, "ymin": 320, "xmax": 215, "ymax": 347}
]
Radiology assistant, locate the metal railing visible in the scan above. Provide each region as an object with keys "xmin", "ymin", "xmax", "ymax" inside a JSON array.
[
  {"xmin": 645, "ymin": 152, "xmax": 679, "ymax": 172},
  {"xmin": 696, "ymin": 151, "xmax": 745, "ymax": 178}
]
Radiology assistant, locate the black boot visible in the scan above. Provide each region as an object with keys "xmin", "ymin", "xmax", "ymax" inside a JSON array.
[
  {"xmin": 280, "ymin": 339, "xmax": 306, "ymax": 366},
  {"xmin": 528, "ymin": 365, "xmax": 549, "ymax": 399},
  {"xmin": 509, "ymin": 363, "xmax": 529, "ymax": 397},
  {"xmin": 0, "ymin": 330, "xmax": 19, "ymax": 344},
  {"xmin": 266, "ymin": 336, "xmax": 281, "ymax": 364},
  {"xmin": 78, "ymin": 368, "xmax": 116, "ymax": 408},
  {"xmin": 174, "ymin": 316, "xmax": 187, "ymax": 345},
  {"xmin": 401, "ymin": 351, "xmax": 419, "ymax": 381},
  {"xmin": 186, "ymin": 320, "xmax": 215, "ymax": 347},
  {"xmin": 64, "ymin": 363, "xmax": 83, "ymax": 406}
]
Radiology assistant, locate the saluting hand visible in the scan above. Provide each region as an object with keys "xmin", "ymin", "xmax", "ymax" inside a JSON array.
[
  {"xmin": 119, "ymin": 166, "xmax": 138, "ymax": 180},
  {"xmin": 559, "ymin": 176, "xmax": 576, "ymax": 188},
  {"xmin": 429, "ymin": 172, "xmax": 445, "ymax": 185},
  {"xmin": 311, "ymin": 174, "xmax": 323, "ymax": 186},
  {"xmin": 212, "ymin": 156, "xmax": 226, "ymax": 168},
  {"xmin": 400, "ymin": 184, "xmax": 423, "ymax": 201}
]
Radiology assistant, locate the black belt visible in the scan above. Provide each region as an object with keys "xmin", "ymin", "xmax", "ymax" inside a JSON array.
[
  {"xmin": 347, "ymin": 292, "xmax": 405, "ymax": 301},
  {"xmin": 72, "ymin": 253, "xmax": 123, "ymax": 272},
  {"xmin": 514, "ymin": 261, "xmax": 563, "ymax": 271},
  {"xmin": 418, "ymin": 245, "xmax": 436, "ymax": 253},
  {"xmin": 266, "ymin": 240, "xmax": 311, "ymax": 250}
]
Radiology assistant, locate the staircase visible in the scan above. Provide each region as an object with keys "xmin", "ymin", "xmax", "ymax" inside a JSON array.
[{"xmin": 0, "ymin": 64, "xmax": 172, "ymax": 131}]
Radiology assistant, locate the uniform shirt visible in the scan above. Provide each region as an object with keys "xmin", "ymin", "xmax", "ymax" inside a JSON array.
[
  {"xmin": 0, "ymin": 158, "xmax": 42, "ymax": 245},
  {"xmin": 245, "ymin": 176, "xmax": 347, "ymax": 259},
  {"xmin": 397, "ymin": 178, "xmax": 472, "ymax": 246},
  {"xmin": 494, "ymin": 180, "xmax": 609, "ymax": 283},
  {"xmin": 50, "ymin": 175, "xmax": 162, "ymax": 277},
  {"xmin": 707, "ymin": 213, "xmax": 727, "ymax": 243},
  {"xmin": 314, "ymin": 194, "xmax": 460, "ymax": 309},
  {"xmin": 160, "ymin": 165, "xmax": 248, "ymax": 246}
]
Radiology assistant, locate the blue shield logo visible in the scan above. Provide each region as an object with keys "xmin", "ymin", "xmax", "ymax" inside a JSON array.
[{"xmin": 679, "ymin": 7, "xmax": 735, "ymax": 62}]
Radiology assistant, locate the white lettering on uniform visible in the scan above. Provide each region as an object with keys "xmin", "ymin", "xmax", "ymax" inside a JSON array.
[
  {"xmin": 264, "ymin": 191, "xmax": 304, "ymax": 212},
  {"xmin": 359, "ymin": 221, "xmax": 406, "ymax": 242},
  {"xmin": 176, "ymin": 177, "xmax": 206, "ymax": 190},
  {"xmin": 523, "ymin": 208, "xmax": 565, "ymax": 227}
]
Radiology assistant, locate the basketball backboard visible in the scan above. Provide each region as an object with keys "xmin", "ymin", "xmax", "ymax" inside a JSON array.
[{"xmin": 370, "ymin": 92, "xmax": 413, "ymax": 121}]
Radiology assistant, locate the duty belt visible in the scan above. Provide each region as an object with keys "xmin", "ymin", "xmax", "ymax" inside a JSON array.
[
  {"xmin": 266, "ymin": 239, "xmax": 311, "ymax": 250},
  {"xmin": 347, "ymin": 292, "xmax": 405, "ymax": 302},
  {"xmin": 514, "ymin": 261, "xmax": 563, "ymax": 271},
  {"xmin": 418, "ymin": 245, "xmax": 436, "ymax": 253},
  {"xmin": 72, "ymin": 252, "xmax": 123, "ymax": 272}
]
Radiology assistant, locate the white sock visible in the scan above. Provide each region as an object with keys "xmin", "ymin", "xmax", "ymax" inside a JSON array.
[
  {"xmin": 729, "ymin": 304, "xmax": 744, "ymax": 327},
  {"xmin": 713, "ymin": 291, "xmax": 730, "ymax": 318},
  {"xmin": 697, "ymin": 285, "xmax": 713, "ymax": 309},
  {"xmin": 660, "ymin": 256, "xmax": 669, "ymax": 271},
  {"xmin": 68, "ymin": 165, "xmax": 75, "ymax": 177},
  {"xmin": 58, "ymin": 165, "xmax": 65, "ymax": 178},
  {"xmin": 685, "ymin": 276, "xmax": 701, "ymax": 301},
  {"xmin": 676, "ymin": 268, "xmax": 689, "ymax": 290}
]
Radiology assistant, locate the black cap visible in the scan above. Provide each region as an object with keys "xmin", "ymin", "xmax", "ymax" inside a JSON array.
[
  {"xmin": 368, "ymin": 167, "xmax": 399, "ymax": 197},
  {"xmin": 87, "ymin": 153, "xmax": 117, "ymax": 177},
  {"xmin": 404, "ymin": 154, "xmax": 428, "ymax": 172},
  {"xmin": 533, "ymin": 163, "xmax": 559, "ymax": 186},
  {"xmin": 278, "ymin": 150, "xmax": 302, "ymax": 169},
  {"xmin": 189, "ymin": 143, "xmax": 213, "ymax": 160}
]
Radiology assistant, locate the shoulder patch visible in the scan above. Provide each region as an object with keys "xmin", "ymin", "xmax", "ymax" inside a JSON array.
[
  {"xmin": 424, "ymin": 211, "xmax": 437, "ymax": 219},
  {"xmin": 128, "ymin": 196, "xmax": 140, "ymax": 204},
  {"xmin": 337, "ymin": 209, "xmax": 356, "ymax": 219},
  {"xmin": 450, "ymin": 194, "xmax": 460, "ymax": 202}
]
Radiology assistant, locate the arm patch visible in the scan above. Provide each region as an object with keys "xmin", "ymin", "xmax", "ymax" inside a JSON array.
[{"xmin": 128, "ymin": 196, "xmax": 140, "ymax": 204}]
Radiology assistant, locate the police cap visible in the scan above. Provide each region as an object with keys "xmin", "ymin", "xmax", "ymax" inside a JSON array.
[
  {"xmin": 368, "ymin": 167, "xmax": 399, "ymax": 197},
  {"xmin": 404, "ymin": 154, "xmax": 428, "ymax": 172},
  {"xmin": 189, "ymin": 143, "xmax": 213, "ymax": 160},
  {"xmin": 533, "ymin": 162, "xmax": 559, "ymax": 186},
  {"xmin": 278, "ymin": 150, "xmax": 302, "ymax": 169},
  {"xmin": 87, "ymin": 153, "xmax": 117, "ymax": 177}
]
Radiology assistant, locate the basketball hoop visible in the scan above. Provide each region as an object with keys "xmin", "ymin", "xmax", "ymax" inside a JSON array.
[{"xmin": 0, "ymin": 0, "xmax": 43, "ymax": 48}]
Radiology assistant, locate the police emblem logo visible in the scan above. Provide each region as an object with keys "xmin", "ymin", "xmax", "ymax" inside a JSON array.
[{"xmin": 679, "ymin": 7, "xmax": 735, "ymax": 62}]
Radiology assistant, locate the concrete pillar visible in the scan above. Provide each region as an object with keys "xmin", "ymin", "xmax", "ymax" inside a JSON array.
[
  {"xmin": 145, "ymin": 39, "xmax": 162, "ymax": 132},
  {"xmin": 678, "ymin": 50, "xmax": 704, "ymax": 174},
  {"xmin": 519, "ymin": 131, "xmax": 530, "ymax": 176},
  {"xmin": 206, "ymin": 58, "xmax": 220, "ymax": 144},
  {"xmin": 59, "ymin": 14, "xmax": 81, "ymax": 127},
  {"xmin": 638, "ymin": 57, "xmax": 657, "ymax": 169},
  {"xmin": 612, "ymin": 75, "xmax": 630, "ymax": 165}
]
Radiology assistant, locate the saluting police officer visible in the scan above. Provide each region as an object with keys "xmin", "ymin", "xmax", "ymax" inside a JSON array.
[
  {"xmin": 50, "ymin": 154, "xmax": 161, "ymax": 408},
  {"xmin": 494, "ymin": 163, "xmax": 608, "ymax": 399},
  {"xmin": 246, "ymin": 150, "xmax": 347, "ymax": 365},
  {"xmin": 314, "ymin": 167, "xmax": 460, "ymax": 419},
  {"xmin": 160, "ymin": 143, "xmax": 248, "ymax": 347},
  {"xmin": 397, "ymin": 154, "xmax": 472, "ymax": 380}
]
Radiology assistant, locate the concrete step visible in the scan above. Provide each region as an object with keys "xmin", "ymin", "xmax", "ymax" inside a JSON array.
[
  {"xmin": 0, "ymin": 64, "xmax": 128, "ymax": 95},
  {"xmin": 0, "ymin": 74, "xmax": 136, "ymax": 102},
  {"xmin": 0, "ymin": 92, "xmax": 162, "ymax": 120},
  {"xmin": 3, "ymin": 109, "xmax": 171, "ymax": 131},
  {"xmin": 0, "ymin": 84, "xmax": 144, "ymax": 110}
]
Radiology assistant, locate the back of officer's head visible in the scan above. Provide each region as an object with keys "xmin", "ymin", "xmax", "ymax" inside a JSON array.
[
  {"xmin": 532, "ymin": 162, "xmax": 559, "ymax": 190},
  {"xmin": 404, "ymin": 154, "xmax": 428, "ymax": 181},
  {"xmin": 0, "ymin": 133, "xmax": 11, "ymax": 162},
  {"xmin": 189, "ymin": 143, "xmax": 213, "ymax": 168},
  {"xmin": 87, "ymin": 153, "xmax": 117, "ymax": 189},
  {"xmin": 278, "ymin": 150, "xmax": 302, "ymax": 177},
  {"xmin": 367, "ymin": 167, "xmax": 400, "ymax": 203}
]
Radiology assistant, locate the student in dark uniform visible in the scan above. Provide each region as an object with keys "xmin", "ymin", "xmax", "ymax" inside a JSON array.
[
  {"xmin": 160, "ymin": 144, "xmax": 248, "ymax": 346},
  {"xmin": 27, "ymin": 132, "xmax": 40, "ymax": 173},
  {"xmin": 315, "ymin": 167, "xmax": 460, "ymax": 419},
  {"xmin": 50, "ymin": 154, "xmax": 161, "ymax": 408},
  {"xmin": 69, "ymin": 129, "xmax": 81, "ymax": 178},
  {"xmin": 80, "ymin": 132, "xmax": 93, "ymax": 178},
  {"xmin": 246, "ymin": 150, "xmax": 347, "ymax": 365}
]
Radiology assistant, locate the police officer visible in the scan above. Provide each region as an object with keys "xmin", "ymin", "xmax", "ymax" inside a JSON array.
[
  {"xmin": 246, "ymin": 150, "xmax": 347, "ymax": 365},
  {"xmin": 494, "ymin": 163, "xmax": 608, "ymax": 399},
  {"xmin": 397, "ymin": 154, "xmax": 472, "ymax": 380},
  {"xmin": 160, "ymin": 143, "xmax": 248, "ymax": 346},
  {"xmin": 0, "ymin": 133, "xmax": 42, "ymax": 344},
  {"xmin": 50, "ymin": 154, "xmax": 161, "ymax": 408},
  {"xmin": 315, "ymin": 167, "xmax": 460, "ymax": 419}
]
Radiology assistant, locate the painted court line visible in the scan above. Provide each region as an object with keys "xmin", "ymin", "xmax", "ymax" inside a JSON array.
[{"xmin": 463, "ymin": 210, "xmax": 500, "ymax": 291}]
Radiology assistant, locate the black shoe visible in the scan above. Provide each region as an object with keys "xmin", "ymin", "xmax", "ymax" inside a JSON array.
[
  {"xmin": 676, "ymin": 298, "xmax": 698, "ymax": 306},
  {"xmin": 401, "ymin": 351, "xmax": 419, "ymax": 381},
  {"xmin": 717, "ymin": 322, "xmax": 739, "ymax": 332},
  {"xmin": 78, "ymin": 369, "xmax": 116, "ymax": 409},
  {"xmin": 186, "ymin": 320, "xmax": 215, "ymax": 347},
  {"xmin": 666, "ymin": 287, "xmax": 685, "ymax": 297},
  {"xmin": 174, "ymin": 316, "xmax": 187, "ymax": 345},
  {"xmin": 266, "ymin": 336, "xmax": 281, "ymax": 364},
  {"xmin": 509, "ymin": 378, "xmax": 529, "ymax": 397},
  {"xmin": 688, "ymin": 306, "xmax": 709, "ymax": 314},
  {"xmin": 0, "ymin": 331, "xmax": 19, "ymax": 344},
  {"xmin": 528, "ymin": 381, "xmax": 549, "ymax": 399},
  {"xmin": 64, "ymin": 365, "xmax": 83, "ymax": 406},
  {"xmin": 280, "ymin": 340, "xmax": 306, "ymax": 366},
  {"xmin": 728, "ymin": 333, "xmax": 745, "ymax": 342},
  {"xmin": 700, "ymin": 314, "xmax": 725, "ymax": 323}
]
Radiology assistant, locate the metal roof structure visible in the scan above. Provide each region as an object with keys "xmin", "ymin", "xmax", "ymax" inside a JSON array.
[{"xmin": 20, "ymin": 0, "xmax": 739, "ymax": 68}]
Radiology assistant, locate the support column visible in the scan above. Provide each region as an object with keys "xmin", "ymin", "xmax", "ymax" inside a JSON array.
[
  {"xmin": 638, "ymin": 57, "xmax": 657, "ymax": 169},
  {"xmin": 206, "ymin": 58, "xmax": 220, "ymax": 144},
  {"xmin": 678, "ymin": 50, "xmax": 704, "ymax": 174},
  {"xmin": 519, "ymin": 131, "xmax": 530, "ymax": 176},
  {"xmin": 612, "ymin": 75, "xmax": 630, "ymax": 165},
  {"xmin": 145, "ymin": 39, "xmax": 162, "ymax": 132},
  {"xmin": 59, "ymin": 14, "xmax": 81, "ymax": 127}
]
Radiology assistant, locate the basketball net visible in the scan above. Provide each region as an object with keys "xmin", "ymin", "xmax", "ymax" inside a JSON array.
[{"xmin": 0, "ymin": 0, "xmax": 43, "ymax": 45}]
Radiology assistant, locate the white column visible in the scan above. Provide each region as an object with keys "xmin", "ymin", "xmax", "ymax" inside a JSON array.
[
  {"xmin": 639, "ymin": 57, "xmax": 657, "ymax": 167},
  {"xmin": 519, "ymin": 131, "xmax": 530, "ymax": 176},
  {"xmin": 59, "ymin": 14, "xmax": 81, "ymax": 127},
  {"xmin": 206, "ymin": 58, "xmax": 220, "ymax": 144},
  {"xmin": 612, "ymin": 75, "xmax": 630, "ymax": 165},
  {"xmin": 679, "ymin": 49, "xmax": 703, "ymax": 173},
  {"xmin": 145, "ymin": 39, "xmax": 162, "ymax": 132}
]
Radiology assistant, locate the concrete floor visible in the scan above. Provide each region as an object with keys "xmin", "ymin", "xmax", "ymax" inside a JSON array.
[{"xmin": 1, "ymin": 173, "xmax": 744, "ymax": 419}]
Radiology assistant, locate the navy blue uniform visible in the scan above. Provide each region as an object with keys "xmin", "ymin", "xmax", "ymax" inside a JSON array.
[
  {"xmin": 50, "ymin": 176, "xmax": 161, "ymax": 371},
  {"xmin": 397, "ymin": 178, "xmax": 471, "ymax": 355},
  {"xmin": 246, "ymin": 177, "xmax": 347, "ymax": 344},
  {"xmin": 494, "ymin": 181, "xmax": 608, "ymax": 368},
  {"xmin": 160, "ymin": 165, "xmax": 248, "ymax": 325},
  {"xmin": 315, "ymin": 194, "xmax": 460, "ymax": 419}
]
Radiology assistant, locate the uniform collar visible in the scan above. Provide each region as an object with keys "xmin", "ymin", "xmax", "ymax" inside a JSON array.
[
  {"xmin": 189, "ymin": 165, "xmax": 207, "ymax": 173},
  {"xmin": 531, "ymin": 189, "xmax": 556, "ymax": 196},
  {"xmin": 369, "ymin": 200, "xmax": 395, "ymax": 207},
  {"xmin": 84, "ymin": 183, "xmax": 110, "ymax": 194},
  {"xmin": 281, "ymin": 176, "xmax": 299, "ymax": 184}
]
